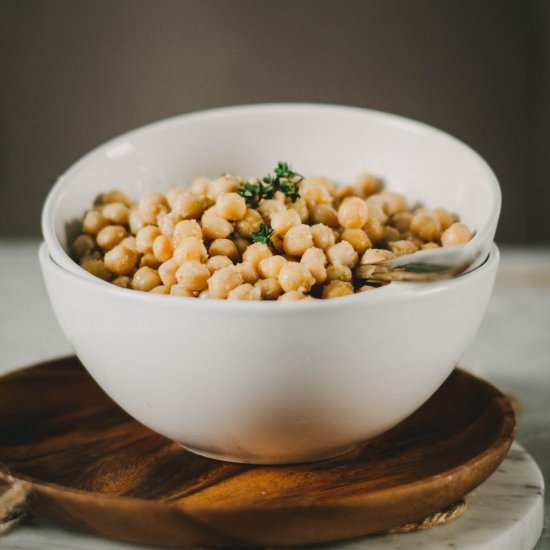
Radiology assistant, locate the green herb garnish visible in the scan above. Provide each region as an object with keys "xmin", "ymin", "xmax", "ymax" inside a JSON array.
[
  {"xmin": 270, "ymin": 161, "xmax": 303, "ymax": 202},
  {"xmin": 252, "ymin": 223, "xmax": 275, "ymax": 245},
  {"xmin": 237, "ymin": 162, "xmax": 303, "ymax": 205},
  {"xmin": 237, "ymin": 179, "xmax": 275, "ymax": 205}
]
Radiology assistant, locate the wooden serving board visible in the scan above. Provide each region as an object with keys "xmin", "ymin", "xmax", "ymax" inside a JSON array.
[{"xmin": 0, "ymin": 357, "xmax": 515, "ymax": 548}]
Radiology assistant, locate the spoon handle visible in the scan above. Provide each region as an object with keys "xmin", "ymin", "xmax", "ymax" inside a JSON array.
[{"xmin": 353, "ymin": 260, "xmax": 473, "ymax": 284}]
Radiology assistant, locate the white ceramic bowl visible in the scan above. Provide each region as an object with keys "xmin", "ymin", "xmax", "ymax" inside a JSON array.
[
  {"xmin": 42, "ymin": 104, "xmax": 500, "ymax": 279},
  {"xmin": 39, "ymin": 242, "xmax": 499, "ymax": 464}
]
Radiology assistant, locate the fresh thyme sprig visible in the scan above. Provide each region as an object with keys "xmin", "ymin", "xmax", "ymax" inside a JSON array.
[
  {"xmin": 237, "ymin": 180, "xmax": 275, "ymax": 204},
  {"xmin": 251, "ymin": 223, "xmax": 275, "ymax": 246},
  {"xmin": 237, "ymin": 162, "xmax": 303, "ymax": 205},
  {"xmin": 270, "ymin": 161, "xmax": 303, "ymax": 203}
]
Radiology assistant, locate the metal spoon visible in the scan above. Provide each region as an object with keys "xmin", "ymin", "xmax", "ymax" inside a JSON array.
[{"xmin": 353, "ymin": 247, "xmax": 480, "ymax": 284}]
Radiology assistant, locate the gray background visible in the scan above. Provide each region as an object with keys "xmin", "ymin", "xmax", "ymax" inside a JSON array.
[{"xmin": 1, "ymin": 0, "xmax": 548, "ymax": 243}]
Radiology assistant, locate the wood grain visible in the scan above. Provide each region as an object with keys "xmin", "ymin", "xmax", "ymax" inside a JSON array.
[{"xmin": 0, "ymin": 357, "xmax": 515, "ymax": 548}]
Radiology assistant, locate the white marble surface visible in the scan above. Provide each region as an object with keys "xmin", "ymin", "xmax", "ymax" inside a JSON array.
[{"xmin": 0, "ymin": 239, "xmax": 548, "ymax": 549}]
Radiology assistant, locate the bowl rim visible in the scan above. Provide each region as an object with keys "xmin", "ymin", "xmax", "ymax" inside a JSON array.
[
  {"xmin": 39, "ymin": 241, "xmax": 500, "ymax": 312},
  {"xmin": 41, "ymin": 102, "xmax": 502, "ymax": 282}
]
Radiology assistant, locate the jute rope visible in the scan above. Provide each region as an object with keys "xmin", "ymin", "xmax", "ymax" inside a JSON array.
[
  {"xmin": 385, "ymin": 498, "xmax": 468, "ymax": 534},
  {"xmin": 0, "ymin": 475, "xmax": 29, "ymax": 535}
]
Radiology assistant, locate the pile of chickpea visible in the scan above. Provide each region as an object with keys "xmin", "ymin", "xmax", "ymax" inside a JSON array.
[{"xmin": 71, "ymin": 171, "xmax": 473, "ymax": 301}]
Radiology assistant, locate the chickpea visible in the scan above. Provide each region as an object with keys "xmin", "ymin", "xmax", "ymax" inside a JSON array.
[
  {"xmin": 271, "ymin": 233, "xmax": 285, "ymax": 254},
  {"xmin": 173, "ymin": 237, "xmax": 208, "ymax": 263},
  {"xmin": 139, "ymin": 192, "xmax": 168, "ymax": 224},
  {"xmin": 309, "ymin": 204, "xmax": 338, "ymax": 228},
  {"xmin": 289, "ymin": 198, "xmax": 309, "ymax": 222},
  {"xmin": 132, "ymin": 267, "xmax": 161, "ymax": 291},
  {"xmin": 360, "ymin": 248, "xmax": 396, "ymax": 264},
  {"xmin": 175, "ymin": 260, "xmax": 210, "ymax": 291},
  {"xmin": 283, "ymin": 224, "xmax": 313, "ymax": 257},
  {"xmin": 157, "ymin": 211, "xmax": 182, "ymax": 238},
  {"xmin": 310, "ymin": 223, "xmax": 336, "ymax": 251},
  {"xmin": 410, "ymin": 211, "xmax": 441, "ymax": 242},
  {"xmin": 409, "ymin": 235, "xmax": 424, "ymax": 249},
  {"xmin": 172, "ymin": 190, "xmax": 205, "ymax": 220},
  {"xmin": 255, "ymin": 278, "xmax": 283, "ymax": 300},
  {"xmin": 102, "ymin": 202, "xmax": 129, "ymax": 225},
  {"xmin": 152, "ymin": 235, "xmax": 174, "ymax": 263},
  {"xmin": 235, "ymin": 208, "xmax": 263, "ymax": 239},
  {"xmin": 215, "ymin": 192, "xmax": 247, "ymax": 220},
  {"xmin": 206, "ymin": 255, "xmax": 233, "ymax": 274},
  {"xmin": 242, "ymin": 242, "xmax": 272, "ymax": 268},
  {"xmin": 71, "ymin": 234, "xmax": 95, "ymax": 260},
  {"xmin": 367, "ymin": 202, "xmax": 388, "ymax": 224},
  {"xmin": 237, "ymin": 261, "xmax": 259, "ymax": 284},
  {"xmin": 120, "ymin": 236, "xmax": 137, "ymax": 252},
  {"xmin": 198, "ymin": 289, "xmax": 211, "ymax": 299},
  {"xmin": 170, "ymin": 283, "xmax": 196, "ymax": 297},
  {"xmin": 422, "ymin": 242, "xmax": 440, "ymax": 250},
  {"xmin": 278, "ymin": 290, "xmax": 306, "ymax": 301},
  {"xmin": 278, "ymin": 262, "xmax": 315, "ymax": 293},
  {"xmin": 388, "ymin": 240, "xmax": 419, "ymax": 257},
  {"xmin": 363, "ymin": 217, "xmax": 385, "ymax": 243},
  {"xmin": 112, "ymin": 276, "xmax": 131, "ymax": 288},
  {"xmin": 335, "ymin": 184, "xmax": 358, "ymax": 203},
  {"xmin": 208, "ymin": 265, "xmax": 244, "ymax": 299},
  {"xmin": 209, "ymin": 239, "xmax": 239, "ymax": 261},
  {"xmin": 227, "ymin": 283, "xmax": 262, "ymax": 301},
  {"xmin": 82, "ymin": 210, "xmax": 108, "ymax": 235},
  {"xmin": 257, "ymin": 199, "xmax": 285, "ymax": 222},
  {"xmin": 190, "ymin": 177, "xmax": 211, "ymax": 196},
  {"xmin": 208, "ymin": 175, "xmax": 241, "ymax": 200},
  {"xmin": 341, "ymin": 229, "xmax": 372, "ymax": 255},
  {"xmin": 104, "ymin": 245, "xmax": 138, "ymax": 275},
  {"xmin": 391, "ymin": 212, "xmax": 412, "ymax": 233},
  {"xmin": 327, "ymin": 241, "xmax": 358, "ymax": 268},
  {"xmin": 271, "ymin": 209, "xmax": 302, "ymax": 237},
  {"xmin": 322, "ymin": 280, "xmax": 354, "ymax": 299},
  {"xmin": 173, "ymin": 219, "xmax": 202, "ymax": 245},
  {"xmin": 433, "ymin": 207, "xmax": 456, "ymax": 231},
  {"xmin": 382, "ymin": 226, "xmax": 401, "ymax": 245},
  {"xmin": 311, "ymin": 176, "xmax": 336, "ymax": 195},
  {"xmin": 81, "ymin": 258, "xmax": 112, "ymax": 281},
  {"xmin": 441, "ymin": 223, "xmax": 473, "ymax": 247},
  {"xmin": 101, "ymin": 189, "xmax": 131, "ymax": 206},
  {"xmin": 337, "ymin": 197, "xmax": 369, "ymax": 230},
  {"xmin": 202, "ymin": 209, "xmax": 234, "ymax": 240},
  {"xmin": 79, "ymin": 250, "xmax": 102, "ymax": 263},
  {"xmin": 301, "ymin": 247, "xmax": 327, "ymax": 284},
  {"xmin": 128, "ymin": 206, "xmax": 146, "ymax": 234},
  {"xmin": 326, "ymin": 264, "xmax": 352, "ymax": 283},
  {"xmin": 165, "ymin": 187, "xmax": 185, "ymax": 208},
  {"xmin": 150, "ymin": 285, "xmax": 170, "ymax": 294},
  {"xmin": 233, "ymin": 235, "xmax": 251, "ymax": 256},
  {"xmin": 140, "ymin": 253, "xmax": 161, "ymax": 269},
  {"xmin": 381, "ymin": 191, "xmax": 409, "ymax": 216},
  {"xmin": 258, "ymin": 255, "xmax": 286, "ymax": 279},
  {"xmin": 96, "ymin": 225, "xmax": 127, "ymax": 251},
  {"xmin": 136, "ymin": 225, "xmax": 161, "ymax": 254},
  {"xmin": 354, "ymin": 173, "xmax": 381, "ymax": 197},
  {"xmin": 158, "ymin": 258, "xmax": 181, "ymax": 287},
  {"xmin": 300, "ymin": 179, "xmax": 333, "ymax": 208}
]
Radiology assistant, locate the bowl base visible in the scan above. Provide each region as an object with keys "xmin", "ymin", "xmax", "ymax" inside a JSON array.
[{"xmin": 179, "ymin": 443, "xmax": 357, "ymax": 465}]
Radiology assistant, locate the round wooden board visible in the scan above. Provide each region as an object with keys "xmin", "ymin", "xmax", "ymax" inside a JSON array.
[{"xmin": 0, "ymin": 357, "xmax": 515, "ymax": 548}]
